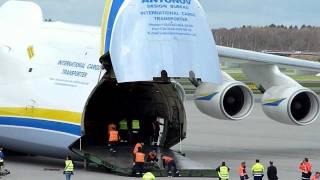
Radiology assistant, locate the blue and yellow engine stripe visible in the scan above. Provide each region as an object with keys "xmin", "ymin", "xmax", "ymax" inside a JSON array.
[
  {"xmin": 263, "ymin": 98, "xmax": 286, "ymax": 107},
  {"xmin": 196, "ymin": 92, "xmax": 219, "ymax": 101}
]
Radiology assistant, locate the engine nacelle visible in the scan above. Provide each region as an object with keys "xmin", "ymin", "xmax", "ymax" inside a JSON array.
[
  {"xmin": 262, "ymin": 86, "xmax": 320, "ymax": 125},
  {"xmin": 194, "ymin": 81, "xmax": 254, "ymax": 120}
]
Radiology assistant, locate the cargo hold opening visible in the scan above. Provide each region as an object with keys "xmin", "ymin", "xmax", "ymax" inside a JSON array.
[{"xmin": 81, "ymin": 79, "xmax": 170, "ymax": 147}]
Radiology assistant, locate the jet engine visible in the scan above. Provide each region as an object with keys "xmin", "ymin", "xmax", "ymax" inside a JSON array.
[
  {"xmin": 194, "ymin": 81, "xmax": 254, "ymax": 120},
  {"xmin": 262, "ymin": 86, "xmax": 320, "ymax": 125}
]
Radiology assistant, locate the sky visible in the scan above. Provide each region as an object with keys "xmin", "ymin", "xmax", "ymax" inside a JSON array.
[{"xmin": 0, "ymin": 0, "xmax": 319, "ymax": 28}]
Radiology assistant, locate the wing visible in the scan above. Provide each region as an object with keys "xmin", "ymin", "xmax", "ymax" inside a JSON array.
[
  {"xmin": 217, "ymin": 45, "xmax": 320, "ymax": 72},
  {"xmin": 196, "ymin": 45, "xmax": 320, "ymax": 125}
]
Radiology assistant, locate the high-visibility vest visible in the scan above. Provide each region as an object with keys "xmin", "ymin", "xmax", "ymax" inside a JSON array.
[
  {"xmin": 252, "ymin": 163, "xmax": 264, "ymax": 176},
  {"xmin": 109, "ymin": 130, "xmax": 119, "ymax": 142},
  {"xmin": 218, "ymin": 166, "xmax": 229, "ymax": 180},
  {"xmin": 238, "ymin": 165, "xmax": 247, "ymax": 176},
  {"xmin": 133, "ymin": 143, "xmax": 142, "ymax": 155},
  {"xmin": 162, "ymin": 156, "xmax": 173, "ymax": 164},
  {"xmin": 142, "ymin": 172, "xmax": 156, "ymax": 180},
  {"xmin": 300, "ymin": 163, "xmax": 307, "ymax": 173},
  {"xmin": 119, "ymin": 119, "xmax": 128, "ymax": 130},
  {"xmin": 65, "ymin": 160, "xmax": 74, "ymax": 172},
  {"xmin": 135, "ymin": 152, "xmax": 145, "ymax": 163},
  {"xmin": 132, "ymin": 120, "xmax": 140, "ymax": 130},
  {"xmin": 300, "ymin": 162, "xmax": 312, "ymax": 173}
]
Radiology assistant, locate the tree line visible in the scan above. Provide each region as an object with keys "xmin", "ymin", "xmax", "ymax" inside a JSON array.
[{"xmin": 212, "ymin": 25, "xmax": 320, "ymax": 52}]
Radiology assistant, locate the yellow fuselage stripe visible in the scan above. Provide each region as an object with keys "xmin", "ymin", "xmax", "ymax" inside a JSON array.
[
  {"xmin": 100, "ymin": 0, "xmax": 113, "ymax": 55},
  {"xmin": 0, "ymin": 108, "xmax": 81, "ymax": 124}
]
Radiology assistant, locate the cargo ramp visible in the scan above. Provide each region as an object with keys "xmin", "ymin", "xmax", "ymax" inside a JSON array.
[{"xmin": 70, "ymin": 140, "xmax": 217, "ymax": 177}]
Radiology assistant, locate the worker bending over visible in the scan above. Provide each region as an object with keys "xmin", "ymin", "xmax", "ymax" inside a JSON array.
[
  {"xmin": 161, "ymin": 154, "xmax": 179, "ymax": 177},
  {"xmin": 147, "ymin": 150, "xmax": 158, "ymax": 163}
]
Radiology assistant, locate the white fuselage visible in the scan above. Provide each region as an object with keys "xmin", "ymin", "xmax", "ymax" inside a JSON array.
[{"xmin": 0, "ymin": 22, "xmax": 102, "ymax": 157}]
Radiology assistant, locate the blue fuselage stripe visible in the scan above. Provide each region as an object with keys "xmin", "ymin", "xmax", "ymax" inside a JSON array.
[
  {"xmin": 0, "ymin": 116, "xmax": 81, "ymax": 136},
  {"xmin": 105, "ymin": 0, "xmax": 125, "ymax": 53}
]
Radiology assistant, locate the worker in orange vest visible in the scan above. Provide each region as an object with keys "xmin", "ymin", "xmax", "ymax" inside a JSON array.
[
  {"xmin": 238, "ymin": 161, "xmax": 249, "ymax": 180},
  {"xmin": 311, "ymin": 171, "xmax": 320, "ymax": 180},
  {"xmin": 108, "ymin": 128, "xmax": 120, "ymax": 153},
  {"xmin": 107, "ymin": 122, "xmax": 117, "ymax": 141},
  {"xmin": 299, "ymin": 158, "xmax": 312, "ymax": 180},
  {"xmin": 146, "ymin": 150, "xmax": 158, "ymax": 163},
  {"xmin": 108, "ymin": 122, "xmax": 117, "ymax": 132},
  {"xmin": 133, "ymin": 147, "xmax": 145, "ymax": 177},
  {"xmin": 161, "ymin": 154, "xmax": 179, "ymax": 177},
  {"xmin": 133, "ymin": 142, "xmax": 143, "ymax": 156}
]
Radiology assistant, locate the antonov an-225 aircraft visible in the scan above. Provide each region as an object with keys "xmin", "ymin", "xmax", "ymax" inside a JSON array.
[{"xmin": 0, "ymin": 0, "xmax": 320, "ymax": 167}]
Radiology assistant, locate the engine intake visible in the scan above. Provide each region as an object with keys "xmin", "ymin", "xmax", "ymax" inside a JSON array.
[
  {"xmin": 194, "ymin": 82, "xmax": 254, "ymax": 120},
  {"xmin": 262, "ymin": 86, "xmax": 320, "ymax": 125}
]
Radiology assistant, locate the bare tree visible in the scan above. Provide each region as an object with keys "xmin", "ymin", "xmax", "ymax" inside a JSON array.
[{"xmin": 213, "ymin": 25, "xmax": 320, "ymax": 52}]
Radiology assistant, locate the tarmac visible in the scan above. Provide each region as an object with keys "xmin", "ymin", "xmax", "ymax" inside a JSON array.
[{"xmin": 1, "ymin": 97, "xmax": 320, "ymax": 180}]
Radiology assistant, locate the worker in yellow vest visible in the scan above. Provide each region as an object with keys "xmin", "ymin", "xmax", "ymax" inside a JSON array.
[
  {"xmin": 132, "ymin": 119, "xmax": 140, "ymax": 130},
  {"xmin": 119, "ymin": 118, "xmax": 128, "ymax": 142},
  {"xmin": 131, "ymin": 119, "xmax": 141, "ymax": 143},
  {"xmin": 251, "ymin": 159, "xmax": 265, "ymax": 180},
  {"xmin": 216, "ymin": 161, "xmax": 230, "ymax": 180},
  {"xmin": 142, "ymin": 172, "xmax": 156, "ymax": 180},
  {"xmin": 64, "ymin": 156, "xmax": 74, "ymax": 180}
]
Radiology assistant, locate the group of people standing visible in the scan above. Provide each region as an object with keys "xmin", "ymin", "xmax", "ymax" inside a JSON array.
[
  {"xmin": 216, "ymin": 159, "xmax": 278, "ymax": 180},
  {"xmin": 216, "ymin": 158, "xmax": 320, "ymax": 180},
  {"xmin": 216, "ymin": 159, "xmax": 276, "ymax": 180}
]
